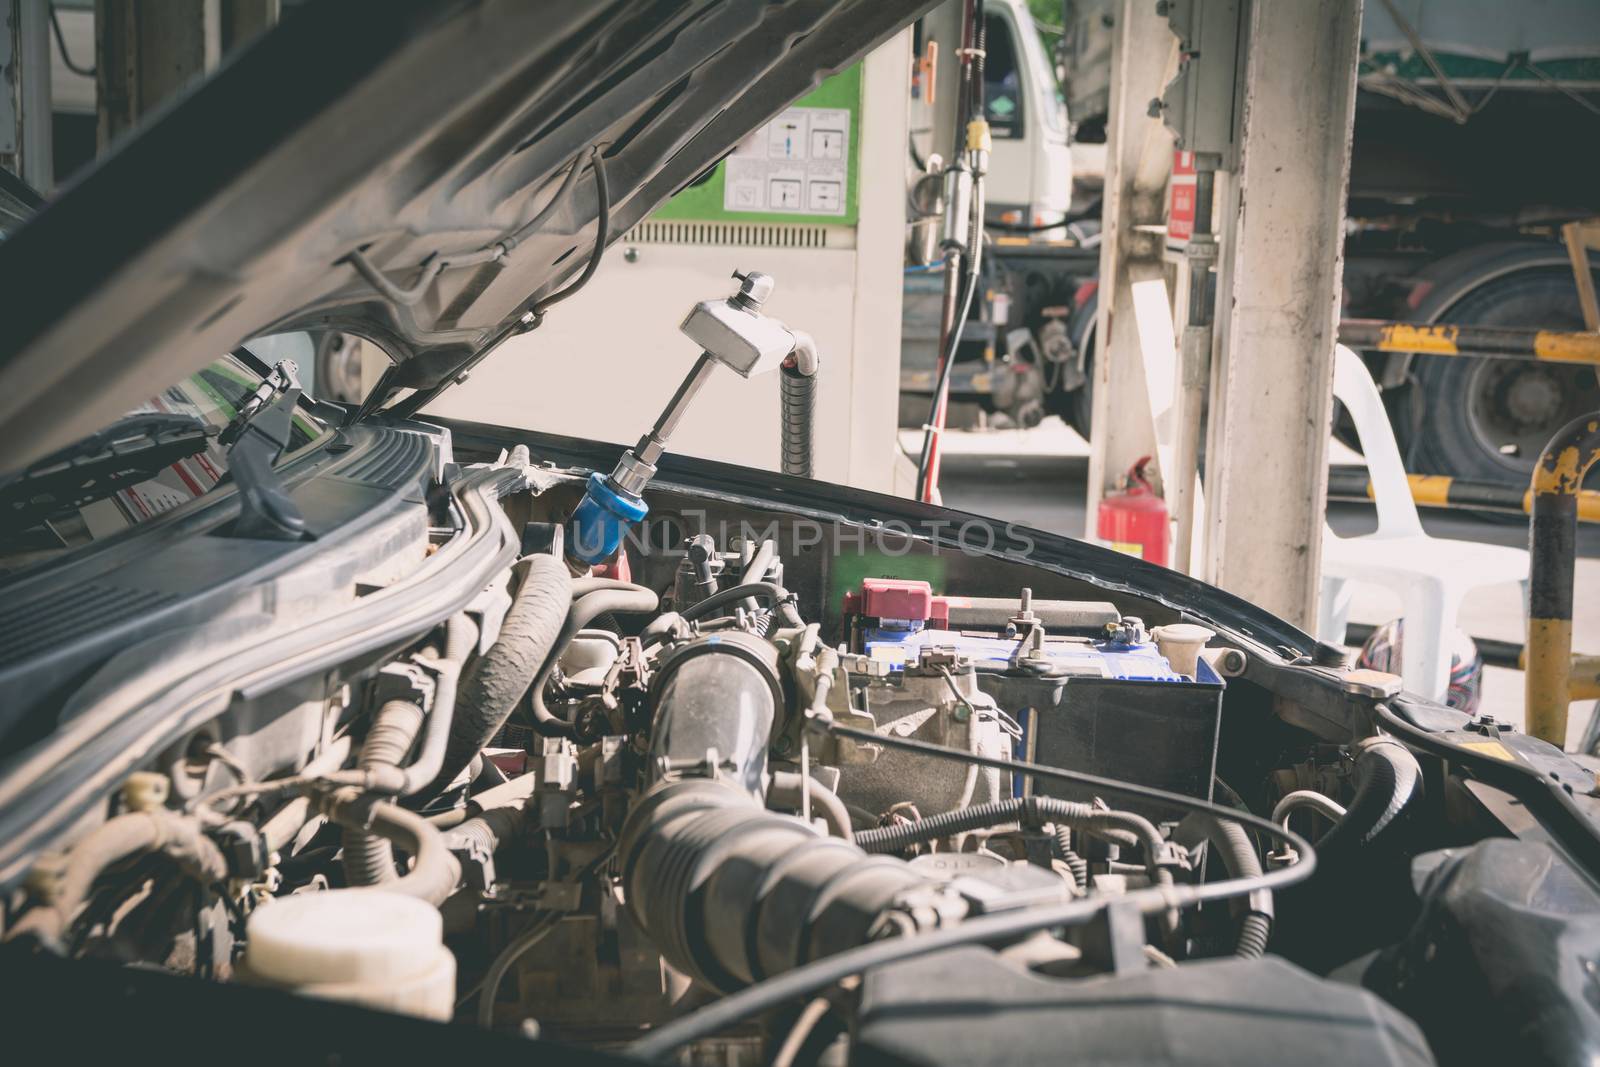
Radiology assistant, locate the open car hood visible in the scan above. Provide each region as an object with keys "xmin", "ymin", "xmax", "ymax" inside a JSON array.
[{"xmin": 0, "ymin": 0, "xmax": 930, "ymax": 475}]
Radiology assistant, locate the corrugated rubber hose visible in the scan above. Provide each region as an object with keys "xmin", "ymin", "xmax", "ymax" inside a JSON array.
[
  {"xmin": 343, "ymin": 699, "xmax": 426, "ymax": 886},
  {"xmin": 319, "ymin": 790, "xmax": 460, "ymax": 907},
  {"xmin": 779, "ymin": 331, "xmax": 818, "ymax": 479},
  {"xmin": 854, "ymin": 795, "xmax": 1163, "ymax": 865},
  {"xmin": 424, "ymin": 554, "xmax": 571, "ymax": 794},
  {"xmin": 1051, "ymin": 825, "xmax": 1089, "ymax": 889},
  {"xmin": 1175, "ymin": 814, "xmax": 1273, "ymax": 958}
]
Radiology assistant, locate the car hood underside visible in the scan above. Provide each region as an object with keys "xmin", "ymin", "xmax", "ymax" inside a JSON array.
[{"xmin": 0, "ymin": 0, "xmax": 932, "ymax": 475}]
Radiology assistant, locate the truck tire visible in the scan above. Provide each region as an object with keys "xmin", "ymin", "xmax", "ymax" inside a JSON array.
[
  {"xmin": 1053, "ymin": 285, "xmax": 1098, "ymax": 440},
  {"xmin": 1400, "ymin": 244, "xmax": 1600, "ymax": 486}
]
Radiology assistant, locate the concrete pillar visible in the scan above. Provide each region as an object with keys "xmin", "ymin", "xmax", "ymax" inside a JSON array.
[
  {"xmin": 94, "ymin": 0, "xmax": 276, "ymax": 150},
  {"xmin": 2, "ymin": 0, "xmax": 52, "ymax": 189},
  {"xmin": 96, "ymin": 0, "xmax": 217, "ymax": 148},
  {"xmin": 850, "ymin": 29, "xmax": 913, "ymax": 492},
  {"xmin": 1203, "ymin": 0, "xmax": 1363, "ymax": 630},
  {"xmin": 1083, "ymin": 0, "xmax": 1176, "ymax": 537}
]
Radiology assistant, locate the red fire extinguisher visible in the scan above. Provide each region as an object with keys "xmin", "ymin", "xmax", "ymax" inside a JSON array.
[{"xmin": 1096, "ymin": 456, "xmax": 1169, "ymax": 567}]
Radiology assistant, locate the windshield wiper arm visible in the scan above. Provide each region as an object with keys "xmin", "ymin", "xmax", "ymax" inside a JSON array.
[{"xmin": 223, "ymin": 360, "xmax": 312, "ymax": 541}]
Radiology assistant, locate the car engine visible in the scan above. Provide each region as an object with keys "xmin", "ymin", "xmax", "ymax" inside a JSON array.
[{"xmin": 3, "ymin": 279, "xmax": 1596, "ymax": 1065}]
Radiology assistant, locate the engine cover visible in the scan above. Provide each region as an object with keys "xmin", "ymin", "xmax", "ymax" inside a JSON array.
[{"xmin": 852, "ymin": 947, "xmax": 1435, "ymax": 1067}]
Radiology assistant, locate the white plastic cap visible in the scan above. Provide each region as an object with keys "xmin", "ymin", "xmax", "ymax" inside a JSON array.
[{"xmin": 1152, "ymin": 623, "xmax": 1216, "ymax": 679}]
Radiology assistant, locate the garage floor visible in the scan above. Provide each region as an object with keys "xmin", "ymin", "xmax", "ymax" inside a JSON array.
[{"xmin": 916, "ymin": 417, "xmax": 1600, "ymax": 748}]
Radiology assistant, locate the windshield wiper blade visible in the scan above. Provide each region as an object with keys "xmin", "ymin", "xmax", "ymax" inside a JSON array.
[
  {"xmin": 223, "ymin": 360, "xmax": 312, "ymax": 541},
  {"xmin": 0, "ymin": 413, "xmax": 212, "ymax": 528}
]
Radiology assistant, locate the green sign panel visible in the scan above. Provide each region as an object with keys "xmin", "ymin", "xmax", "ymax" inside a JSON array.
[{"xmin": 652, "ymin": 65, "xmax": 862, "ymax": 227}]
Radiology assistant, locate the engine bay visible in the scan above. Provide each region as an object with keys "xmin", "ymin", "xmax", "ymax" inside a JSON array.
[{"xmin": 3, "ymin": 426, "xmax": 1600, "ymax": 1064}]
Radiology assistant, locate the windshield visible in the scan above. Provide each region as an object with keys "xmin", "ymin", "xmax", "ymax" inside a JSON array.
[
  {"xmin": 984, "ymin": 9, "xmax": 1067, "ymax": 140},
  {"xmin": 0, "ymin": 175, "xmax": 327, "ymax": 571},
  {"xmin": 0, "ymin": 346, "xmax": 326, "ymax": 573}
]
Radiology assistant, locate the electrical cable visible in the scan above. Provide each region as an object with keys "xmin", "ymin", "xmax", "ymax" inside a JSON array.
[
  {"xmin": 49, "ymin": 4, "xmax": 94, "ymax": 78},
  {"xmin": 985, "ymin": 201, "xmax": 1102, "ymax": 233},
  {"xmin": 913, "ymin": 262, "xmax": 981, "ymax": 500},
  {"xmin": 677, "ymin": 581, "xmax": 791, "ymax": 623},
  {"xmin": 626, "ymin": 725, "xmax": 1315, "ymax": 1061},
  {"xmin": 770, "ymin": 993, "xmax": 836, "ymax": 1067},
  {"xmin": 526, "ymin": 145, "xmax": 610, "ymax": 322},
  {"xmin": 472, "ymin": 848, "xmax": 615, "ymax": 1026}
]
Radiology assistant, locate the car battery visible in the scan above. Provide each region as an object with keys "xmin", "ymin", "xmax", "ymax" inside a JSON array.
[{"xmin": 843, "ymin": 578, "xmax": 1224, "ymax": 812}]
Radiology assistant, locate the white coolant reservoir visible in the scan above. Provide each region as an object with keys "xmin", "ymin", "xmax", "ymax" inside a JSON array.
[{"xmin": 243, "ymin": 889, "xmax": 455, "ymax": 1020}]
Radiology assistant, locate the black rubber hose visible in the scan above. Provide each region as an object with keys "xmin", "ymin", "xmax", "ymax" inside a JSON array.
[
  {"xmin": 678, "ymin": 582, "xmax": 790, "ymax": 623},
  {"xmin": 769, "ymin": 771, "xmax": 854, "ymax": 842},
  {"xmin": 1051, "ymin": 825, "xmax": 1089, "ymax": 889},
  {"xmin": 530, "ymin": 581, "xmax": 659, "ymax": 737},
  {"xmin": 1176, "ymin": 814, "xmax": 1273, "ymax": 958},
  {"xmin": 7, "ymin": 812, "xmax": 229, "ymax": 948},
  {"xmin": 740, "ymin": 540, "xmax": 777, "ymax": 585},
  {"xmin": 442, "ymin": 803, "xmax": 526, "ymax": 861},
  {"xmin": 1316, "ymin": 737, "xmax": 1422, "ymax": 858},
  {"xmin": 425, "ymin": 555, "xmax": 571, "ymax": 794}
]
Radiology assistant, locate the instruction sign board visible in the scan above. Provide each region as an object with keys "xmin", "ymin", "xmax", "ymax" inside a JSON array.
[
  {"xmin": 723, "ymin": 106, "xmax": 851, "ymax": 217},
  {"xmin": 649, "ymin": 65, "xmax": 861, "ymax": 227}
]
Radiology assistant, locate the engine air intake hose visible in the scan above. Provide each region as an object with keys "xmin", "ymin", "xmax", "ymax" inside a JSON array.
[
  {"xmin": 647, "ymin": 631, "xmax": 784, "ymax": 796},
  {"xmin": 618, "ymin": 778, "xmax": 939, "ymax": 994},
  {"xmin": 621, "ymin": 630, "xmax": 945, "ymax": 992}
]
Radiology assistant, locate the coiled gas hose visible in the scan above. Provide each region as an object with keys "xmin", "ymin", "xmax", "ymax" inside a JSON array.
[{"xmin": 779, "ymin": 331, "xmax": 818, "ymax": 478}]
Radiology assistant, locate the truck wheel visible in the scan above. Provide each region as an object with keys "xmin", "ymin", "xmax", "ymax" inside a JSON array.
[
  {"xmin": 1406, "ymin": 250, "xmax": 1600, "ymax": 485},
  {"xmin": 1054, "ymin": 289, "xmax": 1098, "ymax": 440}
]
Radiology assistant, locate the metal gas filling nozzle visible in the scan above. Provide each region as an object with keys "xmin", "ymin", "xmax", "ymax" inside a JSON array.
[{"xmin": 565, "ymin": 271, "xmax": 816, "ymax": 569}]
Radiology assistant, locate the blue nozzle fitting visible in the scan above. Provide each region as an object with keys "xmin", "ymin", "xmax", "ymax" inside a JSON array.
[{"xmin": 567, "ymin": 472, "xmax": 649, "ymax": 566}]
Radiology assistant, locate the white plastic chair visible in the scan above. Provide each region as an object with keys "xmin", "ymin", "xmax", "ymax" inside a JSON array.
[{"xmin": 1318, "ymin": 345, "xmax": 1529, "ymax": 701}]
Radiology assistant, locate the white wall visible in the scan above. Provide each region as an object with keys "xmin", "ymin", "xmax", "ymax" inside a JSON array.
[{"xmin": 427, "ymin": 29, "xmax": 913, "ymax": 495}]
